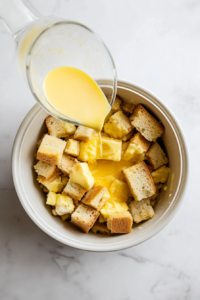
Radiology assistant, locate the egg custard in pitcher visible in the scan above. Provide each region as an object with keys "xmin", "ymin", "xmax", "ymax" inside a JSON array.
[{"xmin": 44, "ymin": 66, "xmax": 111, "ymax": 132}]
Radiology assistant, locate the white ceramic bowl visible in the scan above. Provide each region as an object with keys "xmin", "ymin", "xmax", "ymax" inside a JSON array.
[{"xmin": 12, "ymin": 80, "xmax": 189, "ymax": 252}]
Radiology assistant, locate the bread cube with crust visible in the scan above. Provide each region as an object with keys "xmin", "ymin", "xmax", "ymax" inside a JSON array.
[
  {"xmin": 82, "ymin": 186, "xmax": 108, "ymax": 210},
  {"xmin": 55, "ymin": 194, "xmax": 75, "ymax": 216},
  {"xmin": 104, "ymin": 111, "xmax": 133, "ymax": 139},
  {"xmin": 64, "ymin": 139, "xmax": 80, "ymax": 157},
  {"xmin": 58, "ymin": 154, "xmax": 77, "ymax": 175},
  {"xmin": 122, "ymin": 132, "xmax": 150, "ymax": 163},
  {"xmin": 37, "ymin": 134, "xmax": 66, "ymax": 165},
  {"xmin": 129, "ymin": 198, "xmax": 154, "ymax": 223},
  {"xmin": 74, "ymin": 126, "xmax": 95, "ymax": 142},
  {"xmin": 46, "ymin": 116, "xmax": 76, "ymax": 138},
  {"xmin": 130, "ymin": 104, "xmax": 164, "ymax": 142},
  {"xmin": 130, "ymin": 132, "xmax": 151, "ymax": 152},
  {"xmin": 92, "ymin": 221, "xmax": 111, "ymax": 234},
  {"xmin": 121, "ymin": 102, "xmax": 135, "ymax": 115},
  {"xmin": 99, "ymin": 136, "xmax": 122, "ymax": 161},
  {"xmin": 107, "ymin": 211, "xmax": 133, "ymax": 233},
  {"xmin": 123, "ymin": 161, "xmax": 156, "ymax": 201},
  {"xmin": 37, "ymin": 134, "xmax": 47, "ymax": 148},
  {"xmin": 34, "ymin": 161, "xmax": 58, "ymax": 180},
  {"xmin": 71, "ymin": 204, "xmax": 100, "ymax": 233},
  {"xmin": 37, "ymin": 175, "xmax": 64, "ymax": 193},
  {"xmin": 62, "ymin": 179, "xmax": 87, "ymax": 200},
  {"xmin": 146, "ymin": 142, "xmax": 169, "ymax": 170}
]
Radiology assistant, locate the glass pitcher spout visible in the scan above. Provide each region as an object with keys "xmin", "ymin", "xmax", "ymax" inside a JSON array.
[{"xmin": 0, "ymin": 0, "xmax": 39, "ymax": 39}]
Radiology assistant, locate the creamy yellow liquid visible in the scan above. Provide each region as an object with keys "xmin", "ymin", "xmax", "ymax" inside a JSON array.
[
  {"xmin": 88, "ymin": 160, "xmax": 133, "ymax": 182},
  {"xmin": 44, "ymin": 66, "xmax": 111, "ymax": 131}
]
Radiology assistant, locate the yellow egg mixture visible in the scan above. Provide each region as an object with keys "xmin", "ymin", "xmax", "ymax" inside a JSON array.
[{"xmin": 44, "ymin": 66, "xmax": 110, "ymax": 132}]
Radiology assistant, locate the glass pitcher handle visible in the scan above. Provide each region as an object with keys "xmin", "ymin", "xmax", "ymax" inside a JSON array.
[{"xmin": 0, "ymin": 0, "xmax": 40, "ymax": 38}]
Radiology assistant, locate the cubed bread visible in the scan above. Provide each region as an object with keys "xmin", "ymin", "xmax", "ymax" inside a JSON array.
[
  {"xmin": 55, "ymin": 194, "xmax": 75, "ymax": 215},
  {"xmin": 146, "ymin": 142, "xmax": 168, "ymax": 170},
  {"xmin": 64, "ymin": 139, "xmax": 80, "ymax": 157},
  {"xmin": 82, "ymin": 186, "xmax": 108, "ymax": 210},
  {"xmin": 34, "ymin": 161, "xmax": 58, "ymax": 180},
  {"xmin": 37, "ymin": 175, "xmax": 64, "ymax": 193},
  {"xmin": 58, "ymin": 154, "xmax": 77, "ymax": 175},
  {"xmin": 129, "ymin": 199, "xmax": 154, "ymax": 223},
  {"xmin": 74, "ymin": 126, "xmax": 95, "ymax": 142},
  {"xmin": 151, "ymin": 165, "xmax": 170, "ymax": 184},
  {"xmin": 37, "ymin": 134, "xmax": 47, "ymax": 148},
  {"xmin": 107, "ymin": 211, "xmax": 133, "ymax": 233},
  {"xmin": 99, "ymin": 136, "xmax": 122, "ymax": 161},
  {"xmin": 121, "ymin": 102, "xmax": 135, "ymax": 115},
  {"xmin": 62, "ymin": 179, "xmax": 87, "ymax": 200},
  {"xmin": 92, "ymin": 221, "xmax": 111, "ymax": 234},
  {"xmin": 104, "ymin": 111, "xmax": 133, "ymax": 139},
  {"xmin": 71, "ymin": 203, "xmax": 100, "ymax": 233},
  {"xmin": 130, "ymin": 132, "xmax": 151, "ymax": 152},
  {"xmin": 46, "ymin": 116, "xmax": 76, "ymax": 138},
  {"xmin": 130, "ymin": 104, "xmax": 164, "ymax": 142},
  {"xmin": 111, "ymin": 96, "xmax": 121, "ymax": 112},
  {"xmin": 37, "ymin": 134, "xmax": 66, "ymax": 165},
  {"xmin": 78, "ymin": 134, "xmax": 99, "ymax": 163},
  {"xmin": 123, "ymin": 161, "xmax": 156, "ymax": 201}
]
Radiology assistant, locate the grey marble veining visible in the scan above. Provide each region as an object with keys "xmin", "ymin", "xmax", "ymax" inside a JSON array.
[{"xmin": 0, "ymin": 0, "xmax": 199, "ymax": 299}]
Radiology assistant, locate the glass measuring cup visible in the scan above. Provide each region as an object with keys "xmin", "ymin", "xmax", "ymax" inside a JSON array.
[{"xmin": 0, "ymin": 0, "xmax": 117, "ymax": 126}]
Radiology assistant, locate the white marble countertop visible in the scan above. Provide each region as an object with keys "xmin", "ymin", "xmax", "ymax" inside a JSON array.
[{"xmin": 0, "ymin": 0, "xmax": 199, "ymax": 299}]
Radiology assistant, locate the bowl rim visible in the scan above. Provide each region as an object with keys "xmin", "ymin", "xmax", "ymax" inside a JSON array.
[{"xmin": 12, "ymin": 79, "xmax": 190, "ymax": 252}]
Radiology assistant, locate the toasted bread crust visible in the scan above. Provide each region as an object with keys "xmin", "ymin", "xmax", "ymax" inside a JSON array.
[
  {"xmin": 37, "ymin": 134, "xmax": 66, "ymax": 165},
  {"xmin": 71, "ymin": 204, "xmax": 100, "ymax": 233},
  {"xmin": 74, "ymin": 126, "xmax": 95, "ymax": 142},
  {"xmin": 62, "ymin": 179, "xmax": 87, "ymax": 200},
  {"xmin": 123, "ymin": 161, "xmax": 156, "ymax": 201},
  {"xmin": 58, "ymin": 154, "xmax": 78, "ymax": 175},
  {"xmin": 130, "ymin": 104, "xmax": 164, "ymax": 142},
  {"xmin": 82, "ymin": 186, "xmax": 107, "ymax": 210},
  {"xmin": 107, "ymin": 211, "xmax": 133, "ymax": 233},
  {"xmin": 130, "ymin": 132, "xmax": 151, "ymax": 152},
  {"xmin": 146, "ymin": 142, "xmax": 169, "ymax": 170}
]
